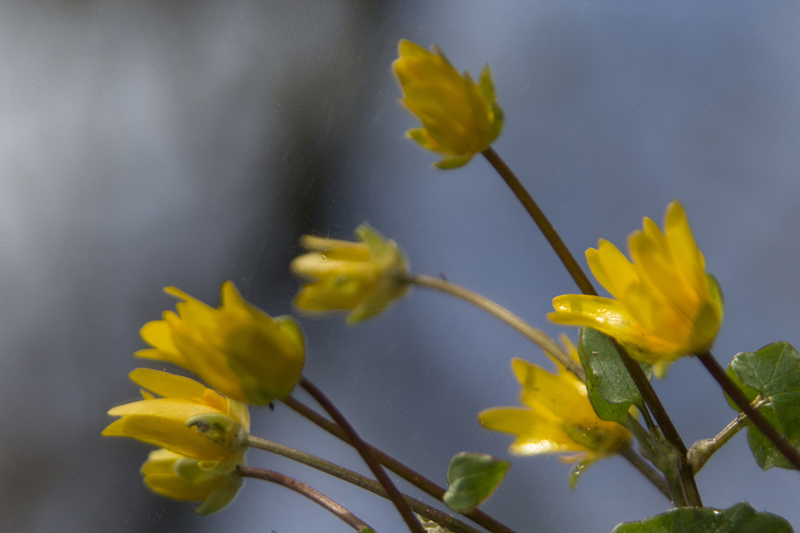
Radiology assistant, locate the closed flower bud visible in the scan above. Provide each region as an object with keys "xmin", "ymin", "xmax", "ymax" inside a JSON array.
[
  {"xmin": 136, "ymin": 281, "xmax": 305, "ymax": 405},
  {"xmin": 290, "ymin": 224, "xmax": 409, "ymax": 323},
  {"xmin": 548, "ymin": 201, "xmax": 724, "ymax": 377},
  {"xmin": 393, "ymin": 39, "xmax": 503, "ymax": 169},
  {"xmin": 479, "ymin": 336, "xmax": 630, "ymax": 465},
  {"xmin": 141, "ymin": 448, "xmax": 244, "ymax": 515},
  {"xmin": 103, "ymin": 368, "xmax": 250, "ymax": 468}
]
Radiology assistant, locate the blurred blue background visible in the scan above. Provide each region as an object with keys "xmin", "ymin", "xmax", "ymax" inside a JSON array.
[{"xmin": 2, "ymin": 1, "xmax": 800, "ymax": 531}]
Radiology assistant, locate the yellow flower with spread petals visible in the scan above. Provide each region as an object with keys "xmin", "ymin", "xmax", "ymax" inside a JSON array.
[
  {"xmin": 479, "ymin": 337, "xmax": 630, "ymax": 464},
  {"xmin": 393, "ymin": 39, "xmax": 503, "ymax": 169},
  {"xmin": 290, "ymin": 224, "xmax": 409, "ymax": 323},
  {"xmin": 548, "ymin": 201, "xmax": 723, "ymax": 377},
  {"xmin": 136, "ymin": 281, "xmax": 305, "ymax": 405},
  {"xmin": 103, "ymin": 368, "xmax": 250, "ymax": 470},
  {"xmin": 141, "ymin": 448, "xmax": 243, "ymax": 515}
]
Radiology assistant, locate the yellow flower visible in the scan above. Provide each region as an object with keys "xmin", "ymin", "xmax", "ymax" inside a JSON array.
[
  {"xmin": 103, "ymin": 369, "xmax": 250, "ymax": 470},
  {"xmin": 136, "ymin": 281, "xmax": 305, "ymax": 405},
  {"xmin": 290, "ymin": 224, "xmax": 409, "ymax": 323},
  {"xmin": 141, "ymin": 448, "xmax": 243, "ymax": 515},
  {"xmin": 393, "ymin": 39, "xmax": 503, "ymax": 169},
  {"xmin": 479, "ymin": 337, "xmax": 631, "ymax": 464},
  {"xmin": 548, "ymin": 201, "xmax": 724, "ymax": 377}
]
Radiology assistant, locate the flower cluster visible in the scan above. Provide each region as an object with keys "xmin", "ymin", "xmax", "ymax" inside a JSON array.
[
  {"xmin": 105, "ymin": 281, "xmax": 305, "ymax": 513},
  {"xmin": 549, "ymin": 201, "xmax": 723, "ymax": 376},
  {"xmin": 479, "ymin": 336, "xmax": 631, "ymax": 466}
]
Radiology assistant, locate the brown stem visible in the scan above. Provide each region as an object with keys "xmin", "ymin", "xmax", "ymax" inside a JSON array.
[
  {"xmin": 617, "ymin": 445, "xmax": 671, "ymax": 499},
  {"xmin": 246, "ymin": 436, "xmax": 483, "ymax": 533},
  {"xmin": 481, "ymin": 146, "xmax": 597, "ymax": 296},
  {"xmin": 238, "ymin": 466, "xmax": 374, "ymax": 532},
  {"xmin": 696, "ymin": 350, "xmax": 800, "ymax": 470},
  {"xmin": 611, "ymin": 338, "xmax": 702, "ymax": 507},
  {"xmin": 300, "ymin": 377, "xmax": 425, "ymax": 533},
  {"xmin": 281, "ymin": 395, "xmax": 519, "ymax": 533}
]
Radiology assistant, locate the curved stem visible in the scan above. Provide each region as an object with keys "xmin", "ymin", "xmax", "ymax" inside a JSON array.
[
  {"xmin": 246, "ymin": 436, "xmax": 484, "ymax": 533},
  {"xmin": 281, "ymin": 395, "xmax": 519, "ymax": 533},
  {"xmin": 402, "ymin": 272, "xmax": 584, "ymax": 381},
  {"xmin": 238, "ymin": 466, "xmax": 374, "ymax": 532},
  {"xmin": 696, "ymin": 351, "xmax": 800, "ymax": 470},
  {"xmin": 481, "ymin": 146, "xmax": 597, "ymax": 296},
  {"xmin": 299, "ymin": 377, "xmax": 425, "ymax": 533}
]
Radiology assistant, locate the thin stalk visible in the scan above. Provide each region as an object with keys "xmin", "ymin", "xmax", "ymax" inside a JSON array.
[
  {"xmin": 300, "ymin": 377, "xmax": 425, "ymax": 533},
  {"xmin": 402, "ymin": 272, "xmax": 584, "ymax": 380},
  {"xmin": 246, "ymin": 436, "xmax": 484, "ymax": 533},
  {"xmin": 688, "ymin": 397, "xmax": 770, "ymax": 474},
  {"xmin": 481, "ymin": 146, "xmax": 700, "ymax": 506},
  {"xmin": 482, "ymin": 146, "xmax": 597, "ymax": 296},
  {"xmin": 281, "ymin": 395, "xmax": 519, "ymax": 533},
  {"xmin": 238, "ymin": 466, "xmax": 374, "ymax": 532},
  {"xmin": 696, "ymin": 351, "xmax": 800, "ymax": 470},
  {"xmin": 618, "ymin": 445, "xmax": 671, "ymax": 499}
]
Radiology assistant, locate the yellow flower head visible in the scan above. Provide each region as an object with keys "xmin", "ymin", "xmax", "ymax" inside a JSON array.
[
  {"xmin": 290, "ymin": 224, "xmax": 409, "ymax": 323},
  {"xmin": 548, "ymin": 201, "xmax": 724, "ymax": 377},
  {"xmin": 479, "ymin": 336, "xmax": 631, "ymax": 464},
  {"xmin": 136, "ymin": 281, "xmax": 305, "ymax": 405},
  {"xmin": 393, "ymin": 39, "xmax": 503, "ymax": 169},
  {"xmin": 141, "ymin": 448, "xmax": 243, "ymax": 515},
  {"xmin": 103, "ymin": 369, "xmax": 250, "ymax": 470}
]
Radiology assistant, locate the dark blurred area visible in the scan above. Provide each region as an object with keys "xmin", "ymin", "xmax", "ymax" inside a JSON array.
[{"xmin": 2, "ymin": 1, "xmax": 800, "ymax": 532}]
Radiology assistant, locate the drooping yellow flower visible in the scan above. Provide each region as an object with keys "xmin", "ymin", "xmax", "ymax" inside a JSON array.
[
  {"xmin": 393, "ymin": 39, "xmax": 503, "ymax": 169},
  {"xmin": 290, "ymin": 224, "xmax": 409, "ymax": 323},
  {"xmin": 136, "ymin": 281, "xmax": 305, "ymax": 405},
  {"xmin": 103, "ymin": 369, "xmax": 250, "ymax": 470},
  {"xmin": 548, "ymin": 201, "xmax": 723, "ymax": 377},
  {"xmin": 479, "ymin": 336, "xmax": 630, "ymax": 464},
  {"xmin": 141, "ymin": 448, "xmax": 244, "ymax": 515}
]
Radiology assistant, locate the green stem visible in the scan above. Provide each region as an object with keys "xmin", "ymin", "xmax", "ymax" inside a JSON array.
[
  {"xmin": 246, "ymin": 436, "xmax": 484, "ymax": 533},
  {"xmin": 281, "ymin": 395, "xmax": 519, "ymax": 533},
  {"xmin": 696, "ymin": 351, "xmax": 800, "ymax": 470},
  {"xmin": 402, "ymin": 272, "xmax": 584, "ymax": 381},
  {"xmin": 238, "ymin": 466, "xmax": 375, "ymax": 532},
  {"xmin": 482, "ymin": 146, "xmax": 597, "ymax": 296},
  {"xmin": 300, "ymin": 377, "xmax": 425, "ymax": 533},
  {"xmin": 688, "ymin": 397, "xmax": 770, "ymax": 474},
  {"xmin": 481, "ymin": 146, "xmax": 700, "ymax": 507}
]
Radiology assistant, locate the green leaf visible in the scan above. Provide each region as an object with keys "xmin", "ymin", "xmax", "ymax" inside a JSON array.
[
  {"xmin": 578, "ymin": 327, "xmax": 651, "ymax": 422},
  {"xmin": 443, "ymin": 452, "xmax": 509, "ymax": 512},
  {"xmin": 611, "ymin": 502, "xmax": 793, "ymax": 533},
  {"xmin": 728, "ymin": 342, "xmax": 800, "ymax": 470}
]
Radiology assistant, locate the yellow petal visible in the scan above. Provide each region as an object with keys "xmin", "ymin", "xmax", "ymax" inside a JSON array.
[
  {"xmin": 140, "ymin": 320, "xmax": 178, "ymax": 352},
  {"xmin": 129, "ymin": 368, "xmax": 210, "ymax": 402},
  {"xmin": 511, "ymin": 359, "xmax": 585, "ymax": 421},
  {"xmin": 665, "ymin": 200, "xmax": 708, "ymax": 299},
  {"xmin": 478, "ymin": 407, "xmax": 584, "ymax": 455},
  {"xmin": 594, "ymin": 239, "xmax": 640, "ymax": 302}
]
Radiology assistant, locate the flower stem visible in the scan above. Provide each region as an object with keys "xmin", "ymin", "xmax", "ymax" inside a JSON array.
[
  {"xmin": 299, "ymin": 377, "xmax": 425, "ymax": 533},
  {"xmin": 401, "ymin": 272, "xmax": 584, "ymax": 380},
  {"xmin": 246, "ymin": 436, "xmax": 484, "ymax": 533},
  {"xmin": 481, "ymin": 146, "xmax": 701, "ymax": 506},
  {"xmin": 688, "ymin": 397, "xmax": 770, "ymax": 474},
  {"xmin": 695, "ymin": 350, "xmax": 800, "ymax": 470},
  {"xmin": 238, "ymin": 466, "xmax": 375, "ymax": 532},
  {"xmin": 481, "ymin": 146, "xmax": 597, "ymax": 296},
  {"xmin": 281, "ymin": 395, "xmax": 519, "ymax": 533}
]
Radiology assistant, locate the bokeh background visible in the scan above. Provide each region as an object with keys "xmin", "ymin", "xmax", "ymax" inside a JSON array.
[{"xmin": 2, "ymin": 1, "xmax": 800, "ymax": 531}]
